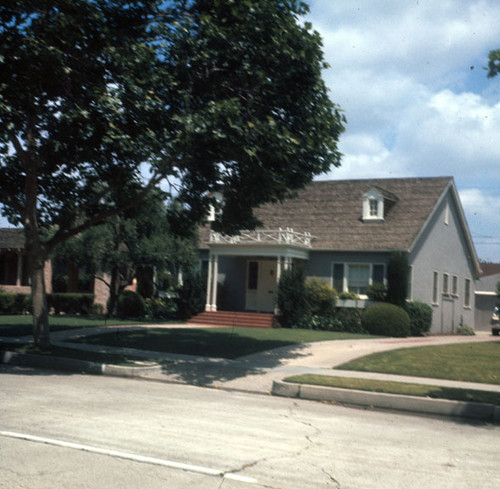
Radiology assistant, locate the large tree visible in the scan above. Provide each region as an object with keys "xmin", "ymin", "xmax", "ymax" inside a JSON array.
[
  {"xmin": 0, "ymin": 0, "xmax": 345, "ymax": 347},
  {"xmin": 487, "ymin": 49, "xmax": 500, "ymax": 78}
]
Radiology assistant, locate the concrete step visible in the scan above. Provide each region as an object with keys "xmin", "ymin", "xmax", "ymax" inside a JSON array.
[{"xmin": 187, "ymin": 311, "xmax": 276, "ymax": 328}]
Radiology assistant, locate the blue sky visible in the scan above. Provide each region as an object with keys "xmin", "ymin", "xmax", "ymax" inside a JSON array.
[
  {"xmin": 306, "ymin": 0, "xmax": 500, "ymax": 262},
  {"xmin": 2, "ymin": 1, "xmax": 499, "ymax": 262}
]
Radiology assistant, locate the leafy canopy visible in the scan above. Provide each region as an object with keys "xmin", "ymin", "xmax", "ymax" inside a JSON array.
[{"xmin": 0, "ymin": 0, "xmax": 344, "ymax": 244}]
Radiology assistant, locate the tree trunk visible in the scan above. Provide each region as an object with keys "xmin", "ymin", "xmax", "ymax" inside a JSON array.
[
  {"xmin": 31, "ymin": 255, "xmax": 50, "ymax": 349},
  {"xmin": 108, "ymin": 265, "xmax": 121, "ymax": 316}
]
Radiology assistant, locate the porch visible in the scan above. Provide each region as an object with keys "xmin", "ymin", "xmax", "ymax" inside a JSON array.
[{"xmin": 204, "ymin": 228, "xmax": 314, "ymax": 315}]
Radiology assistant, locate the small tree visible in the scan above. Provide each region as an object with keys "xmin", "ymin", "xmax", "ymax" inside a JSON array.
[
  {"xmin": 386, "ymin": 252, "xmax": 409, "ymax": 307},
  {"xmin": 276, "ymin": 266, "xmax": 307, "ymax": 328}
]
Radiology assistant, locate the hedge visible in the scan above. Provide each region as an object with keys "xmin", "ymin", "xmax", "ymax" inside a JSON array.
[
  {"xmin": 48, "ymin": 293, "xmax": 94, "ymax": 315},
  {"xmin": 0, "ymin": 293, "xmax": 32, "ymax": 314},
  {"xmin": 362, "ymin": 302, "xmax": 410, "ymax": 337}
]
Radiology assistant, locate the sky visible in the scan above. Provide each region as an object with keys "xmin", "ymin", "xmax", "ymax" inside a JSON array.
[{"xmin": 305, "ymin": 0, "xmax": 500, "ymax": 262}]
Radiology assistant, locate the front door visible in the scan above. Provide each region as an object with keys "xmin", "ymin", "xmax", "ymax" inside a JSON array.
[{"xmin": 245, "ymin": 260, "xmax": 277, "ymax": 312}]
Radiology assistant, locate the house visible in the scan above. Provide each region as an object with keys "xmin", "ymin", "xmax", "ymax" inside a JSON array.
[
  {"xmin": 198, "ymin": 177, "xmax": 481, "ymax": 334},
  {"xmin": 474, "ymin": 262, "xmax": 500, "ymax": 331},
  {"xmin": 0, "ymin": 228, "xmax": 35, "ymax": 294}
]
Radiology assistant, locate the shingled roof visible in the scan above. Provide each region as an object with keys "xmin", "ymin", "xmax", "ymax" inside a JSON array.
[
  {"xmin": 0, "ymin": 228, "xmax": 25, "ymax": 250},
  {"xmin": 201, "ymin": 177, "xmax": 454, "ymax": 252}
]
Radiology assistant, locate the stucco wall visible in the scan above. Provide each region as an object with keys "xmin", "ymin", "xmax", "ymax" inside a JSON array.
[{"xmin": 409, "ymin": 191, "xmax": 477, "ymax": 333}]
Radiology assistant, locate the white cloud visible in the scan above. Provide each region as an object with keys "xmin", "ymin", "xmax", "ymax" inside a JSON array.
[{"xmin": 306, "ymin": 0, "xmax": 500, "ymax": 260}]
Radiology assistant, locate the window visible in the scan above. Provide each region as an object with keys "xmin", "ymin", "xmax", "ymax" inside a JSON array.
[
  {"xmin": 464, "ymin": 279, "xmax": 471, "ymax": 308},
  {"xmin": 432, "ymin": 271, "xmax": 439, "ymax": 304},
  {"xmin": 332, "ymin": 262, "xmax": 386, "ymax": 296},
  {"xmin": 452, "ymin": 275, "xmax": 458, "ymax": 296},
  {"xmin": 442, "ymin": 273, "xmax": 449, "ymax": 295},
  {"xmin": 362, "ymin": 189, "xmax": 384, "ymax": 221},
  {"xmin": 347, "ymin": 264, "xmax": 370, "ymax": 295}
]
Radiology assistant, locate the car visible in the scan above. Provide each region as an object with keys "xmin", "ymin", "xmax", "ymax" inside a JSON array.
[{"xmin": 492, "ymin": 306, "xmax": 500, "ymax": 336}]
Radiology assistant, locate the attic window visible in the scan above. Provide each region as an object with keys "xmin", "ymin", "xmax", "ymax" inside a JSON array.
[
  {"xmin": 207, "ymin": 192, "xmax": 223, "ymax": 222},
  {"xmin": 362, "ymin": 189, "xmax": 384, "ymax": 222}
]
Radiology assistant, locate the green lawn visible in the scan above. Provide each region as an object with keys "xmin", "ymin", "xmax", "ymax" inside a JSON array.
[
  {"xmin": 336, "ymin": 342, "xmax": 500, "ymax": 385},
  {"xmin": 284, "ymin": 374, "xmax": 500, "ymax": 406},
  {"xmin": 0, "ymin": 315, "xmax": 173, "ymax": 337},
  {"xmin": 71, "ymin": 327, "xmax": 373, "ymax": 359}
]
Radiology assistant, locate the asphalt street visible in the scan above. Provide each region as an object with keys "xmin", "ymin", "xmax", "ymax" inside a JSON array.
[{"xmin": 1, "ymin": 365, "xmax": 498, "ymax": 489}]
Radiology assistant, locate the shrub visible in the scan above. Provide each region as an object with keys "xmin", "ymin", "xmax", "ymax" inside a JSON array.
[
  {"xmin": 0, "ymin": 293, "xmax": 32, "ymax": 314},
  {"xmin": 338, "ymin": 291, "xmax": 359, "ymax": 300},
  {"xmin": 386, "ymin": 252, "xmax": 409, "ymax": 307},
  {"xmin": 362, "ymin": 302, "xmax": 410, "ymax": 337},
  {"xmin": 90, "ymin": 303, "xmax": 105, "ymax": 316},
  {"xmin": 145, "ymin": 297, "xmax": 177, "ymax": 320},
  {"xmin": 405, "ymin": 301, "xmax": 433, "ymax": 336},
  {"xmin": 117, "ymin": 290, "xmax": 146, "ymax": 318},
  {"xmin": 304, "ymin": 278, "xmax": 337, "ymax": 317},
  {"xmin": 367, "ymin": 283, "xmax": 386, "ymax": 301},
  {"xmin": 48, "ymin": 293, "xmax": 95, "ymax": 315},
  {"xmin": 276, "ymin": 266, "xmax": 307, "ymax": 328},
  {"xmin": 334, "ymin": 307, "xmax": 365, "ymax": 333},
  {"xmin": 176, "ymin": 267, "xmax": 206, "ymax": 319}
]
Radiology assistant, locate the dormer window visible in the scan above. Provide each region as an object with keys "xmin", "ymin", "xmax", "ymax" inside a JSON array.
[
  {"xmin": 363, "ymin": 188, "xmax": 384, "ymax": 222},
  {"xmin": 207, "ymin": 192, "xmax": 223, "ymax": 222}
]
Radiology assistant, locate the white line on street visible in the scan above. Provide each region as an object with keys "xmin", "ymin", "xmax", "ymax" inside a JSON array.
[{"xmin": 0, "ymin": 431, "xmax": 258, "ymax": 484}]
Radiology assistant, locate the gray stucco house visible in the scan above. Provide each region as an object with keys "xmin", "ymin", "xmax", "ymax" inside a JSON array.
[{"xmin": 199, "ymin": 177, "xmax": 481, "ymax": 334}]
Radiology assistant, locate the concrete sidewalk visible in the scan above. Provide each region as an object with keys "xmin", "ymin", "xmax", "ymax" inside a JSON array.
[{"xmin": 2, "ymin": 325, "xmax": 500, "ymax": 421}]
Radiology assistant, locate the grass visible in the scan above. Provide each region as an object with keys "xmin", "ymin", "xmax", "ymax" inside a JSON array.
[
  {"xmin": 71, "ymin": 327, "xmax": 373, "ymax": 359},
  {"xmin": 284, "ymin": 374, "xmax": 500, "ymax": 406},
  {"xmin": 336, "ymin": 342, "xmax": 500, "ymax": 385},
  {"xmin": 0, "ymin": 315, "xmax": 174, "ymax": 337}
]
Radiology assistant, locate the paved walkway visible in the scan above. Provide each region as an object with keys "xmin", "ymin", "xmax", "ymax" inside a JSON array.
[{"xmin": 35, "ymin": 326, "xmax": 500, "ymax": 395}]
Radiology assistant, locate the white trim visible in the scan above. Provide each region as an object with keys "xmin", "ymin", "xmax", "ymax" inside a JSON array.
[
  {"xmin": 474, "ymin": 291, "xmax": 497, "ymax": 296},
  {"xmin": 331, "ymin": 261, "xmax": 386, "ymax": 297},
  {"xmin": 432, "ymin": 270, "xmax": 440, "ymax": 306}
]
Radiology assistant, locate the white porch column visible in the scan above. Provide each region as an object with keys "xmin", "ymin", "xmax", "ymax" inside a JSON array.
[
  {"xmin": 205, "ymin": 253, "xmax": 213, "ymax": 312},
  {"xmin": 16, "ymin": 253, "xmax": 23, "ymax": 287},
  {"xmin": 284, "ymin": 256, "xmax": 292, "ymax": 271},
  {"xmin": 276, "ymin": 255, "xmax": 282, "ymax": 282},
  {"xmin": 210, "ymin": 254, "xmax": 219, "ymax": 311}
]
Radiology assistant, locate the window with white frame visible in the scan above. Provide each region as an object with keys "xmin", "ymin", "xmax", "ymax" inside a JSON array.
[
  {"xmin": 332, "ymin": 263, "xmax": 386, "ymax": 297},
  {"xmin": 362, "ymin": 189, "xmax": 384, "ymax": 221},
  {"xmin": 452, "ymin": 275, "xmax": 458, "ymax": 296},
  {"xmin": 432, "ymin": 271, "xmax": 439, "ymax": 305},
  {"xmin": 464, "ymin": 278, "xmax": 471, "ymax": 308},
  {"xmin": 442, "ymin": 273, "xmax": 449, "ymax": 295}
]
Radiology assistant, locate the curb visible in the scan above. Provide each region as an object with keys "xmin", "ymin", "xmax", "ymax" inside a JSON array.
[
  {"xmin": 1, "ymin": 351, "xmax": 103, "ymax": 375},
  {"xmin": 272, "ymin": 380, "xmax": 500, "ymax": 422}
]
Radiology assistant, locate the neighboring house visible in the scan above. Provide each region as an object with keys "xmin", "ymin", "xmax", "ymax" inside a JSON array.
[
  {"xmin": 0, "ymin": 228, "xmax": 33, "ymax": 294},
  {"xmin": 0, "ymin": 228, "xmax": 54, "ymax": 296},
  {"xmin": 474, "ymin": 262, "xmax": 500, "ymax": 331},
  {"xmin": 199, "ymin": 177, "xmax": 481, "ymax": 334}
]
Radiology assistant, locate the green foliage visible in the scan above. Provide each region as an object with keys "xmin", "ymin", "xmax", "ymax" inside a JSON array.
[
  {"xmin": 295, "ymin": 311, "xmax": 366, "ymax": 334},
  {"xmin": 386, "ymin": 252, "xmax": 409, "ymax": 307},
  {"xmin": 304, "ymin": 278, "xmax": 337, "ymax": 316},
  {"xmin": 367, "ymin": 283, "xmax": 387, "ymax": 301},
  {"xmin": 145, "ymin": 297, "xmax": 177, "ymax": 320},
  {"xmin": 362, "ymin": 303, "xmax": 411, "ymax": 337},
  {"xmin": 0, "ymin": 0, "xmax": 345, "ymax": 344},
  {"xmin": 0, "ymin": 293, "xmax": 31, "ymax": 314},
  {"xmin": 52, "ymin": 274, "xmax": 68, "ymax": 293},
  {"xmin": 338, "ymin": 291, "xmax": 360, "ymax": 300},
  {"xmin": 90, "ymin": 303, "xmax": 105, "ymax": 317},
  {"xmin": 405, "ymin": 301, "xmax": 433, "ymax": 336},
  {"xmin": 487, "ymin": 49, "xmax": 500, "ymax": 78},
  {"xmin": 456, "ymin": 323, "xmax": 475, "ymax": 336},
  {"xmin": 48, "ymin": 293, "xmax": 95, "ymax": 315},
  {"xmin": 116, "ymin": 290, "xmax": 146, "ymax": 319},
  {"xmin": 176, "ymin": 268, "xmax": 206, "ymax": 319},
  {"xmin": 333, "ymin": 308, "xmax": 365, "ymax": 334},
  {"xmin": 276, "ymin": 266, "xmax": 307, "ymax": 328}
]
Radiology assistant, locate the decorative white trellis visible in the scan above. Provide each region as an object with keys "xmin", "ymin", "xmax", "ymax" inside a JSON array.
[{"xmin": 210, "ymin": 228, "xmax": 314, "ymax": 248}]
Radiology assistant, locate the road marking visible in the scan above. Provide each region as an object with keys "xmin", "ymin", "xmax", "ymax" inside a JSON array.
[{"xmin": 0, "ymin": 431, "xmax": 258, "ymax": 484}]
